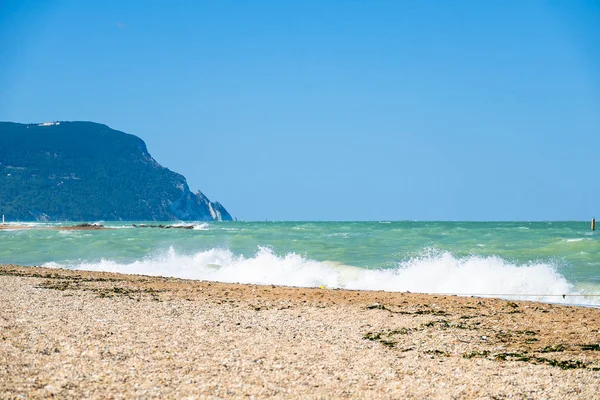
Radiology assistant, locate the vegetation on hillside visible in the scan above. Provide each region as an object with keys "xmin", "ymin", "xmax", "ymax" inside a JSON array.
[{"xmin": 0, "ymin": 121, "xmax": 231, "ymax": 221}]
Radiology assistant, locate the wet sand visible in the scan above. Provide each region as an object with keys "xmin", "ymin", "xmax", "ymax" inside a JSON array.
[{"xmin": 1, "ymin": 265, "xmax": 599, "ymax": 398}]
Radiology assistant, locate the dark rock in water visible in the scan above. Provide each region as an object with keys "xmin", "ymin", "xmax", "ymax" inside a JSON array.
[
  {"xmin": 72, "ymin": 223, "xmax": 104, "ymax": 229},
  {"xmin": 132, "ymin": 224, "xmax": 194, "ymax": 229},
  {"xmin": 0, "ymin": 121, "xmax": 233, "ymax": 222},
  {"xmin": 64, "ymin": 223, "xmax": 104, "ymax": 230}
]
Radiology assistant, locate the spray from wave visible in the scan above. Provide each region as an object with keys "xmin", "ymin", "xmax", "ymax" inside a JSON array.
[{"xmin": 45, "ymin": 246, "xmax": 599, "ymax": 306}]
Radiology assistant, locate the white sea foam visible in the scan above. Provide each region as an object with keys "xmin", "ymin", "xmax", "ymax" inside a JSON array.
[
  {"xmin": 46, "ymin": 247, "xmax": 600, "ymax": 306},
  {"xmin": 4, "ymin": 221, "xmax": 51, "ymax": 227}
]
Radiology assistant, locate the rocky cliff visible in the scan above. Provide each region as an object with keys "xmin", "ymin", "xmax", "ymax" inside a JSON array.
[{"xmin": 0, "ymin": 121, "xmax": 232, "ymax": 221}]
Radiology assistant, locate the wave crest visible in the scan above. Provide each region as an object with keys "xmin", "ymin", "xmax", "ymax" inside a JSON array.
[{"xmin": 45, "ymin": 247, "xmax": 599, "ymax": 306}]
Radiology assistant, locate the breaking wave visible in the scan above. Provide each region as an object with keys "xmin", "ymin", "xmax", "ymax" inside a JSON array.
[{"xmin": 45, "ymin": 246, "xmax": 600, "ymax": 306}]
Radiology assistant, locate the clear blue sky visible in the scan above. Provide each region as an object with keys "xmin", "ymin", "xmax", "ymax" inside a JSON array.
[{"xmin": 1, "ymin": 1, "xmax": 599, "ymax": 221}]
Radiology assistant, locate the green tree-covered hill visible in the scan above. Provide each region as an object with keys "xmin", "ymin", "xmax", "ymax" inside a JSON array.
[{"xmin": 0, "ymin": 121, "xmax": 232, "ymax": 221}]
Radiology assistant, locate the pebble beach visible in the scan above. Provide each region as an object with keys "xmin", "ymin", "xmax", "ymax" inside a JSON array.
[{"xmin": 1, "ymin": 265, "xmax": 599, "ymax": 399}]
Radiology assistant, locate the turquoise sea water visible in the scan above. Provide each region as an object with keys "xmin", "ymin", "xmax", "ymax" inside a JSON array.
[{"xmin": 1, "ymin": 221, "xmax": 599, "ymax": 305}]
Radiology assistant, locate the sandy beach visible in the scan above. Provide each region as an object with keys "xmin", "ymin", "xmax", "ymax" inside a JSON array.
[{"xmin": 1, "ymin": 265, "xmax": 599, "ymax": 399}]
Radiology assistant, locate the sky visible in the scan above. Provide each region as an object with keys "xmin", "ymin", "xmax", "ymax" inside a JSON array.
[{"xmin": 1, "ymin": 1, "xmax": 599, "ymax": 221}]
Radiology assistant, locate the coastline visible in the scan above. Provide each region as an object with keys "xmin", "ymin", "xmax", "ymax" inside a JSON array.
[
  {"xmin": 1, "ymin": 264, "xmax": 599, "ymax": 398},
  {"xmin": 0, "ymin": 223, "xmax": 196, "ymax": 230},
  {"xmin": 0, "ymin": 224, "xmax": 106, "ymax": 231}
]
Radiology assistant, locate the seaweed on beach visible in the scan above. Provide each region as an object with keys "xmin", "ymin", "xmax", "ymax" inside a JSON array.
[
  {"xmin": 362, "ymin": 307, "xmax": 599, "ymax": 371},
  {"xmin": 539, "ymin": 344, "xmax": 567, "ymax": 353},
  {"xmin": 425, "ymin": 349, "xmax": 450, "ymax": 357},
  {"xmin": 93, "ymin": 286, "xmax": 163, "ymax": 301},
  {"xmin": 580, "ymin": 344, "xmax": 600, "ymax": 351},
  {"xmin": 462, "ymin": 350, "xmax": 490, "ymax": 359},
  {"xmin": 0, "ymin": 267, "xmax": 122, "ymax": 282},
  {"xmin": 461, "ymin": 350, "xmax": 593, "ymax": 370},
  {"xmin": 365, "ymin": 303, "xmax": 448, "ymax": 316},
  {"xmin": 36, "ymin": 280, "xmax": 78, "ymax": 291},
  {"xmin": 32, "ymin": 273, "xmax": 164, "ymax": 301},
  {"xmin": 363, "ymin": 328, "xmax": 414, "ymax": 348}
]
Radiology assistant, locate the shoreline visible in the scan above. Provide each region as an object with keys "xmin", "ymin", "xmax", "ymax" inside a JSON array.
[
  {"xmin": 1, "ymin": 264, "xmax": 599, "ymax": 398},
  {"xmin": 0, "ymin": 223, "xmax": 197, "ymax": 230},
  {"xmin": 5, "ymin": 262, "xmax": 599, "ymax": 309},
  {"xmin": 0, "ymin": 223, "xmax": 106, "ymax": 231}
]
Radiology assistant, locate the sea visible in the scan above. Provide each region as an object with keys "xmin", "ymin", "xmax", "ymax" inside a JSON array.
[{"xmin": 1, "ymin": 221, "xmax": 599, "ymax": 307}]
